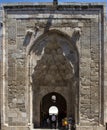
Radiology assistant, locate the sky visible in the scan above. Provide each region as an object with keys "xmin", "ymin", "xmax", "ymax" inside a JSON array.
[{"xmin": 0, "ymin": 0, "xmax": 106, "ymax": 3}]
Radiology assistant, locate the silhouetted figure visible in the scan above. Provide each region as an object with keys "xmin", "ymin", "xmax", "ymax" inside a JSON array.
[
  {"xmin": 51, "ymin": 114, "xmax": 57, "ymax": 128},
  {"xmin": 47, "ymin": 117, "xmax": 50, "ymax": 128}
]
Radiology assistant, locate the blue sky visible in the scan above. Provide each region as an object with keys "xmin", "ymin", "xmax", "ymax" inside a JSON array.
[{"xmin": 0, "ymin": 0, "xmax": 106, "ymax": 3}]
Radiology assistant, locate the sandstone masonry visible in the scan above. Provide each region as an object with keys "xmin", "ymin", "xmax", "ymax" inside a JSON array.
[{"xmin": 0, "ymin": 2, "xmax": 106, "ymax": 130}]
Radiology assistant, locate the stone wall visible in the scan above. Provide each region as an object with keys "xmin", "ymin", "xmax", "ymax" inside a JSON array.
[
  {"xmin": 104, "ymin": 6, "xmax": 107, "ymax": 126},
  {"xmin": 0, "ymin": 4, "xmax": 3, "ymax": 129},
  {"xmin": 79, "ymin": 19, "xmax": 100, "ymax": 125},
  {"xmin": 0, "ymin": 3, "xmax": 106, "ymax": 130}
]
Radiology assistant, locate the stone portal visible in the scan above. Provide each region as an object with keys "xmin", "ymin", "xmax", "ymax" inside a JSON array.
[
  {"xmin": 0, "ymin": 3, "xmax": 106, "ymax": 130},
  {"xmin": 31, "ymin": 30, "xmax": 78, "ymax": 128}
]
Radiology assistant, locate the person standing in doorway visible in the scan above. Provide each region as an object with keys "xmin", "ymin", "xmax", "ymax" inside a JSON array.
[
  {"xmin": 51, "ymin": 114, "xmax": 56, "ymax": 128},
  {"xmin": 47, "ymin": 117, "xmax": 50, "ymax": 128}
]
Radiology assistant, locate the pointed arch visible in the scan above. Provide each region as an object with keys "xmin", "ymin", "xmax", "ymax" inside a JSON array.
[
  {"xmin": 40, "ymin": 92, "xmax": 67, "ymax": 128},
  {"xmin": 29, "ymin": 29, "xmax": 78, "ymax": 55},
  {"xmin": 30, "ymin": 29, "xmax": 79, "ymax": 128}
]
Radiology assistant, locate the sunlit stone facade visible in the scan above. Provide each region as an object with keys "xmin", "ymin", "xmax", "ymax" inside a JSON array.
[{"xmin": 0, "ymin": 2, "xmax": 106, "ymax": 130}]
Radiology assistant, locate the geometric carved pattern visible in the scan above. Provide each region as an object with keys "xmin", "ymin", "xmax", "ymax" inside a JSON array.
[{"xmin": 32, "ymin": 42, "xmax": 74, "ymax": 87}]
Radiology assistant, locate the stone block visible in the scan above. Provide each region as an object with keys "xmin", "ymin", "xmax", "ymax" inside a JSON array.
[
  {"xmin": 8, "ymin": 25, "xmax": 16, "ymax": 44},
  {"xmin": 90, "ymin": 76, "xmax": 98, "ymax": 82},
  {"xmin": 21, "ymin": 112, "xmax": 27, "ymax": 118},
  {"xmin": 8, "ymin": 112, "xmax": 17, "ymax": 117},
  {"xmin": 76, "ymin": 126, "xmax": 105, "ymax": 130},
  {"xmin": 2, "ymin": 126, "xmax": 30, "ymax": 130}
]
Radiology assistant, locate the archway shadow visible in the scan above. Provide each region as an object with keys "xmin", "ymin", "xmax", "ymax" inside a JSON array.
[{"xmin": 40, "ymin": 92, "xmax": 67, "ymax": 129}]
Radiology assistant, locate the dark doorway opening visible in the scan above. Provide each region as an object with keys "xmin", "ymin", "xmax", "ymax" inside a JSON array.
[{"xmin": 40, "ymin": 92, "xmax": 67, "ymax": 128}]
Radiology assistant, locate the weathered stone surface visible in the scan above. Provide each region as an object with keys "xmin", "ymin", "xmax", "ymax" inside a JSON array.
[
  {"xmin": 0, "ymin": 2, "xmax": 106, "ymax": 130},
  {"xmin": 32, "ymin": 42, "xmax": 74, "ymax": 86}
]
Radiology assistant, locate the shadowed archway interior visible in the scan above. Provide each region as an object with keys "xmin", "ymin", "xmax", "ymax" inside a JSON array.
[{"xmin": 40, "ymin": 92, "xmax": 67, "ymax": 128}]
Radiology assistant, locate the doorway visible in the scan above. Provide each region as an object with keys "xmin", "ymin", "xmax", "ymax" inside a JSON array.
[{"xmin": 40, "ymin": 92, "xmax": 67, "ymax": 128}]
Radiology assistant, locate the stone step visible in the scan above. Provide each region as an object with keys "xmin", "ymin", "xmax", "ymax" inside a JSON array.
[{"xmin": 32, "ymin": 129, "xmax": 59, "ymax": 130}]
